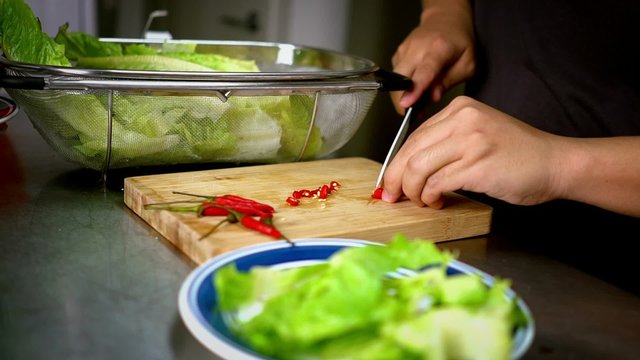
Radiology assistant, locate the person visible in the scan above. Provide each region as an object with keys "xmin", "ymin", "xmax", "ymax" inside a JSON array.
[{"xmin": 382, "ymin": 0, "xmax": 640, "ymax": 293}]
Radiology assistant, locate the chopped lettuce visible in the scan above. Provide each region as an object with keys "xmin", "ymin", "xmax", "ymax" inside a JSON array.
[
  {"xmin": 215, "ymin": 234, "xmax": 526, "ymax": 360},
  {"xmin": 0, "ymin": 0, "xmax": 324, "ymax": 169}
]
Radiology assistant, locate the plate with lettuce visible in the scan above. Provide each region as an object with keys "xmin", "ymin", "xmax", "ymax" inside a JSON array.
[{"xmin": 178, "ymin": 234, "xmax": 535, "ymax": 360}]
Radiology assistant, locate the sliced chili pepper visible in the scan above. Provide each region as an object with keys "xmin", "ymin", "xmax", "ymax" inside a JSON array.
[
  {"xmin": 286, "ymin": 197, "xmax": 300, "ymax": 206},
  {"xmin": 319, "ymin": 184, "xmax": 329, "ymax": 199},
  {"xmin": 329, "ymin": 180, "xmax": 340, "ymax": 191},
  {"xmin": 291, "ymin": 190, "xmax": 302, "ymax": 199},
  {"xmin": 371, "ymin": 187, "xmax": 383, "ymax": 199},
  {"xmin": 240, "ymin": 216, "xmax": 282, "ymax": 239}
]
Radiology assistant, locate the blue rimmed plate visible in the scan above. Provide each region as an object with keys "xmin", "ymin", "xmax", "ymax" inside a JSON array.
[{"xmin": 178, "ymin": 239, "xmax": 535, "ymax": 360}]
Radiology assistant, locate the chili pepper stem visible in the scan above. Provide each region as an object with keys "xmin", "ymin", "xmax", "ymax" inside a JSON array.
[
  {"xmin": 281, "ymin": 234, "xmax": 295, "ymax": 247},
  {"xmin": 172, "ymin": 191, "xmax": 214, "ymax": 199},
  {"xmin": 144, "ymin": 203, "xmax": 202, "ymax": 212},
  {"xmin": 198, "ymin": 218, "xmax": 230, "ymax": 241},
  {"xmin": 144, "ymin": 200, "xmax": 203, "ymax": 208}
]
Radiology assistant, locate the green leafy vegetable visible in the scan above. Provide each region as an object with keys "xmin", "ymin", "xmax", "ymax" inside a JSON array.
[
  {"xmin": 76, "ymin": 54, "xmax": 215, "ymax": 71},
  {"xmin": 0, "ymin": 0, "xmax": 324, "ymax": 169},
  {"xmin": 0, "ymin": 0, "xmax": 70, "ymax": 66},
  {"xmin": 215, "ymin": 234, "xmax": 527, "ymax": 360},
  {"xmin": 54, "ymin": 22, "xmax": 122, "ymax": 60}
]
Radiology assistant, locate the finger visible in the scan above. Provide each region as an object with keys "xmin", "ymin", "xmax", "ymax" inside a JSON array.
[
  {"xmin": 400, "ymin": 138, "xmax": 463, "ymax": 206},
  {"xmin": 438, "ymin": 49, "xmax": 475, "ymax": 91},
  {"xmin": 397, "ymin": 64, "xmax": 440, "ymax": 108},
  {"xmin": 382, "ymin": 110, "xmax": 455, "ymax": 201},
  {"xmin": 382, "ymin": 96, "xmax": 473, "ymax": 203},
  {"xmin": 420, "ymin": 160, "xmax": 467, "ymax": 208},
  {"xmin": 390, "ymin": 91, "xmax": 405, "ymax": 115}
]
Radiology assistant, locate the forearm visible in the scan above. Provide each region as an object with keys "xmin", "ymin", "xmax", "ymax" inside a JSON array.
[{"xmin": 553, "ymin": 136, "xmax": 640, "ymax": 217}]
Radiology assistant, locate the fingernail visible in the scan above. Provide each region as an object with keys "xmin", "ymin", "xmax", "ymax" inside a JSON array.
[
  {"xmin": 399, "ymin": 93, "xmax": 412, "ymax": 107},
  {"xmin": 381, "ymin": 189, "xmax": 393, "ymax": 202}
]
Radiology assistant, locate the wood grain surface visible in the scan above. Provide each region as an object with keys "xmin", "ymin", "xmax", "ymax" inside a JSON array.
[{"xmin": 124, "ymin": 157, "xmax": 492, "ymax": 264}]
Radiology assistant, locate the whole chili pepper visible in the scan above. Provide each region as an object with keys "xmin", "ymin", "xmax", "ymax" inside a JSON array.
[
  {"xmin": 172, "ymin": 191, "xmax": 276, "ymax": 214},
  {"xmin": 199, "ymin": 205, "xmax": 231, "ymax": 217},
  {"xmin": 214, "ymin": 197, "xmax": 273, "ymax": 216},
  {"xmin": 219, "ymin": 194, "xmax": 276, "ymax": 213},
  {"xmin": 240, "ymin": 215, "xmax": 282, "ymax": 239}
]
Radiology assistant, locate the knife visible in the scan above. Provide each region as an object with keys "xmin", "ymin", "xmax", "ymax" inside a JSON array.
[{"xmin": 375, "ymin": 106, "xmax": 415, "ymax": 189}]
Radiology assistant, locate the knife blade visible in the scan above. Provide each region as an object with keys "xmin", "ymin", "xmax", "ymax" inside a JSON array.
[{"xmin": 375, "ymin": 106, "xmax": 414, "ymax": 189}]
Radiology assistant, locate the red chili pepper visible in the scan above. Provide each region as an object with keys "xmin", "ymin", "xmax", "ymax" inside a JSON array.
[
  {"xmin": 286, "ymin": 197, "xmax": 300, "ymax": 206},
  {"xmin": 229, "ymin": 203, "xmax": 271, "ymax": 217},
  {"xmin": 214, "ymin": 197, "xmax": 273, "ymax": 216},
  {"xmin": 199, "ymin": 206, "xmax": 231, "ymax": 217},
  {"xmin": 240, "ymin": 216, "xmax": 282, "ymax": 239},
  {"xmin": 287, "ymin": 180, "xmax": 341, "ymax": 205},
  {"xmin": 319, "ymin": 184, "xmax": 329, "ymax": 199},
  {"xmin": 371, "ymin": 187, "xmax": 383, "ymax": 199},
  {"xmin": 219, "ymin": 194, "xmax": 276, "ymax": 213},
  {"xmin": 259, "ymin": 213, "xmax": 274, "ymax": 224}
]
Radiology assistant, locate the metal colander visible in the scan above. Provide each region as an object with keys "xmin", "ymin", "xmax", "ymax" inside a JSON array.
[{"xmin": 0, "ymin": 39, "xmax": 410, "ymax": 172}]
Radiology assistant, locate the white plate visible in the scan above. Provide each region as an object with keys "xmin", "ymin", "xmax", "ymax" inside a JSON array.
[{"xmin": 178, "ymin": 239, "xmax": 535, "ymax": 360}]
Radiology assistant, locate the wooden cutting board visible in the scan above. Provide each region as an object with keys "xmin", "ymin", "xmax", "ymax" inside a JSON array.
[{"xmin": 124, "ymin": 157, "xmax": 492, "ymax": 264}]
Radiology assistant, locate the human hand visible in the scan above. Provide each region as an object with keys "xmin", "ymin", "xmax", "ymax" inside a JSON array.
[
  {"xmin": 381, "ymin": 96, "xmax": 565, "ymax": 209},
  {"xmin": 391, "ymin": 0, "xmax": 475, "ymax": 113}
]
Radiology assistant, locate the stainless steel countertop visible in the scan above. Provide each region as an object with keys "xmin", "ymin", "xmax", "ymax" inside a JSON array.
[{"xmin": 2, "ymin": 105, "xmax": 639, "ymax": 360}]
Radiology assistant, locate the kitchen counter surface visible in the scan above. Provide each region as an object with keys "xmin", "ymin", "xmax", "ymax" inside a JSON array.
[{"xmin": 2, "ymin": 105, "xmax": 640, "ymax": 360}]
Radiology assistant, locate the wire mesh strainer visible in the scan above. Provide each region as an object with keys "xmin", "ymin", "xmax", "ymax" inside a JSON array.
[{"xmin": 0, "ymin": 39, "xmax": 411, "ymax": 173}]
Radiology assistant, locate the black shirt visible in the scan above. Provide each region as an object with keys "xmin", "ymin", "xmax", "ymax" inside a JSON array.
[
  {"xmin": 467, "ymin": 0, "xmax": 640, "ymax": 136},
  {"xmin": 463, "ymin": 0, "xmax": 640, "ymax": 294}
]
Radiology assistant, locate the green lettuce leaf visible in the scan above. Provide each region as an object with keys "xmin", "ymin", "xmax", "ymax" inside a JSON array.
[
  {"xmin": 0, "ymin": 0, "xmax": 324, "ymax": 169},
  {"xmin": 215, "ymin": 234, "xmax": 524, "ymax": 360},
  {"xmin": 54, "ymin": 22, "xmax": 122, "ymax": 61},
  {"xmin": 123, "ymin": 43, "xmax": 158, "ymax": 55},
  {"xmin": 164, "ymin": 52, "xmax": 259, "ymax": 72},
  {"xmin": 76, "ymin": 54, "xmax": 214, "ymax": 71},
  {"xmin": 0, "ymin": 0, "xmax": 70, "ymax": 66}
]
